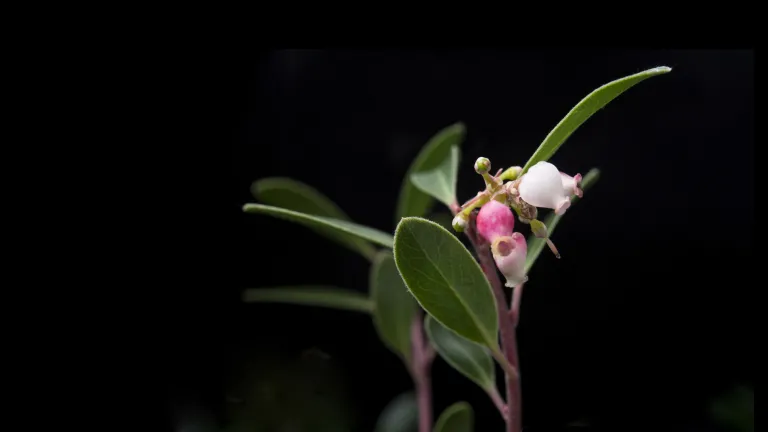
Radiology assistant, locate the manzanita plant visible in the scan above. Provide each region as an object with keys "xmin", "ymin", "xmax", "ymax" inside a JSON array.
[{"xmin": 242, "ymin": 66, "xmax": 671, "ymax": 432}]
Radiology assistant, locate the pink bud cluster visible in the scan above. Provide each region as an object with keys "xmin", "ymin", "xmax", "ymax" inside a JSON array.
[{"xmin": 476, "ymin": 200, "xmax": 528, "ymax": 288}]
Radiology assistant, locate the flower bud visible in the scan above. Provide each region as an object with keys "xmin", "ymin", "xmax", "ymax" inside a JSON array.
[
  {"xmin": 474, "ymin": 157, "xmax": 491, "ymax": 174},
  {"xmin": 475, "ymin": 200, "xmax": 515, "ymax": 243},
  {"xmin": 518, "ymin": 161, "xmax": 571, "ymax": 215},
  {"xmin": 491, "ymin": 233, "xmax": 528, "ymax": 288},
  {"xmin": 530, "ymin": 218, "xmax": 560, "ymax": 258},
  {"xmin": 452, "ymin": 213, "xmax": 468, "ymax": 232},
  {"xmin": 560, "ymin": 172, "xmax": 583, "ymax": 198}
]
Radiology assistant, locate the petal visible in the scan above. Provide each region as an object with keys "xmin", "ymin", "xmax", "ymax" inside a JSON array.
[
  {"xmin": 519, "ymin": 161, "xmax": 571, "ymax": 211},
  {"xmin": 476, "ymin": 200, "xmax": 515, "ymax": 244},
  {"xmin": 491, "ymin": 233, "xmax": 528, "ymax": 288},
  {"xmin": 560, "ymin": 172, "xmax": 583, "ymax": 198}
]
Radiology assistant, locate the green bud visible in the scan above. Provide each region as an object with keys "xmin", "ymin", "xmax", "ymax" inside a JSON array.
[
  {"xmin": 474, "ymin": 157, "xmax": 491, "ymax": 174},
  {"xmin": 452, "ymin": 213, "xmax": 468, "ymax": 232},
  {"xmin": 530, "ymin": 218, "xmax": 561, "ymax": 259}
]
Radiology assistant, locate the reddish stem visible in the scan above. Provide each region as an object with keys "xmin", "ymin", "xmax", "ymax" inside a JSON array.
[
  {"xmin": 410, "ymin": 313, "xmax": 433, "ymax": 432},
  {"xmin": 466, "ymin": 214, "xmax": 522, "ymax": 432},
  {"xmin": 510, "ymin": 282, "xmax": 525, "ymax": 327}
]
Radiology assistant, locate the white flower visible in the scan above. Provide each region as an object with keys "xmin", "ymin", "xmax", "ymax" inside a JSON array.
[
  {"xmin": 518, "ymin": 161, "xmax": 571, "ymax": 215},
  {"xmin": 491, "ymin": 233, "xmax": 528, "ymax": 288}
]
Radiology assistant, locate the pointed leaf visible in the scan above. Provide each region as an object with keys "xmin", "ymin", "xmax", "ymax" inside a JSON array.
[
  {"xmin": 410, "ymin": 145, "xmax": 460, "ymax": 209},
  {"xmin": 251, "ymin": 177, "xmax": 377, "ymax": 260},
  {"xmin": 371, "ymin": 251, "xmax": 418, "ymax": 361},
  {"xmin": 375, "ymin": 392, "xmax": 418, "ymax": 432},
  {"xmin": 393, "ymin": 217, "xmax": 498, "ymax": 350},
  {"xmin": 243, "ymin": 203, "xmax": 393, "ymax": 249},
  {"xmin": 242, "ymin": 286, "xmax": 373, "ymax": 313},
  {"xmin": 425, "ymin": 315, "xmax": 495, "ymax": 391},
  {"xmin": 396, "ymin": 123, "xmax": 466, "ymax": 222},
  {"xmin": 522, "ymin": 66, "xmax": 672, "ymax": 174},
  {"xmin": 525, "ymin": 168, "xmax": 600, "ymax": 274},
  {"xmin": 433, "ymin": 402, "xmax": 473, "ymax": 432}
]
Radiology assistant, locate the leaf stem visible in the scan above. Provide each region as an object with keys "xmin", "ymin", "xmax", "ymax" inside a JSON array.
[
  {"xmin": 410, "ymin": 312, "xmax": 434, "ymax": 432},
  {"xmin": 487, "ymin": 386, "xmax": 509, "ymax": 421}
]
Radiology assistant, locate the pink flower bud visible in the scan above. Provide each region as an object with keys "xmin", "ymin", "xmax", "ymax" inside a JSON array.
[
  {"xmin": 475, "ymin": 200, "xmax": 515, "ymax": 244},
  {"xmin": 560, "ymin": 172, "xmax": 583, "ymax": 198},
  {"xmin": 491, "ymin": 233, "xmax": 528, "ymax": 288},
  {"xmin": 518, "ymin": 161, "xmax": 571, "ymax": 215}
]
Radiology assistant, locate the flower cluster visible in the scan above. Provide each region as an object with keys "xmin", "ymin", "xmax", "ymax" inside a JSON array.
[{"xmin": 456, "ymin": 159, "xmax": 584, "ymax": 288}]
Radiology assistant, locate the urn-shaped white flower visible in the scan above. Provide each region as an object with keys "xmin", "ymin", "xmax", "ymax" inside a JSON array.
[
  {"xmin": 518, "ymin": 161, "xmax": 571, "ymax": 215},
  {"xmin": 491, "ymin": 232, "xmax": 528, "ymax": 288}
]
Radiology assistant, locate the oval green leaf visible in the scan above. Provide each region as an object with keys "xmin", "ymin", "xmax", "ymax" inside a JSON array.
[
  {"xmin": 395, "ymin": 123, "xmax": 466, "ymax": 222},
  {"xmin": 424, "ymin": 315, "xmax": 495, "ymax": 391},
  {"xmin": 525, "ymin": 168, "xmax": 600, "ymax": 274},
  {"xmin": 393, "ymin": 217, "xmax": 498, "ymax": 349},
  {"xmin": 371, "ymin": 251, "xmax": 418, "ymax": 361},
  {"xmin": 433, "ymin": 402, "xmax": 473, "ymax": 432},
  {"xmin": 250, "ymin": 178, "xmax": 378, "ymax": 260},
  {"xmin": 410, "ymin": 145, "xmax": 460, "ymax": 209},
  {"xmin": 243, "ymin": 203, "xmax": 394, "ymax": 250},
  {"xmin": 522, "ymin": 66, "xmax": 672, "ymax": 174},
  {"xmin": 375, "ymin": 392, "xmax": 418, "ymax": 432},
  {"xmin": 242, "ymin": 286, "xmax": 373, "ymax": 313}
]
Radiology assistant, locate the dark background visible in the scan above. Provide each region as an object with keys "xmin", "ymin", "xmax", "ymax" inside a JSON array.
[{"xmin": 168, "ymin": 50, "xmax": 754, "ymax": 431}]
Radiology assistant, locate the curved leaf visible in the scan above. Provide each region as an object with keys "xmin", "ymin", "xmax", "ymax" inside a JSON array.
[
  {"xmin": 243, "ymin": 203, "xmax": 393, "ymax": 249},
  {"xmin": 375, "ymin": 392, "xmax": 418, "ymax": 432},
  {"xmin": 433, "ymin": 402, "xmax": 473, "ymax": 432},
  {"xmin": 522, "ymin": 66, "xmax": 672, "ymax": 174},
  {"xmin": 242, "ymin": 286, "xmax": 373, "ymax": 313},
  {"xmin": 396, "ymin": 123, "xmax": 466, "ymax": 222},
  {"xmin": 425, "ymin": 315, "xmax": 494, "ymax": 391},
  {"xmin": 371, "ymin": 251, "xmax": 418, "ymax": 361},
  {"xmin": 249, "ymin": 179, "xmax": 377, "ymax": 260},
  {"xmin": 410, "ymin": 145, "xmax": 460, "ymax": 209},
  {"xmin": 525, "ymin": 168, "xmax": 600, "ymax": 274},
  {"xmin": 393, "ymin": 217, "xmax": 498, "ymax": 350}
]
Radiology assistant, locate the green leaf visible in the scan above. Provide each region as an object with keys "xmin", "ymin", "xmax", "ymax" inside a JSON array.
[
  {"xmin": 375, "ymin": 392, "xmax": 418, "ymax": 432},
  {"xmin": 242, "ymin": 286, "xmax": 373, "ymax": 313},
  {"xmin": 250, "ymin": 178, "xmax": 378, "ymax": 261},
  {"xmin": 371, "ymin": 250, "xmax": 418, "ymax": 361},
  {"xmin": 424, "ymin": 315, "xmax": 495, "ymax": 391},
  {"xmin": 522, "ymin": 66, "xmax": 672, "ymax": 174},
  {"xmin": 410, "ymin": 145, "xmax": 460, "ymax": 209},
  {"xmin": 393, "ymin": 217, "xmax": 498, "ymax": 350},
  {"xmin": 433, "ymin": 402, "xmax": 473, "ymax": 432},
  {"xmin": 395, "ymin": 123, "xmax": 466, "ymax": 222},
  {"xmin": 243, "ymin": 203, "xmax": 394, "ymax": 250},
  {"xmin": 525, "ymin": 168, "xmax": 600, "ymax": 274}
]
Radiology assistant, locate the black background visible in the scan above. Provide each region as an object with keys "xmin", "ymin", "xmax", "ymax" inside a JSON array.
[{"xmin": 167, "ymin": 50, "xmax": 754, "ymax": 431}]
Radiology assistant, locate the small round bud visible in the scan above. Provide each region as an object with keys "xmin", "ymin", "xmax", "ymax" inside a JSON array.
[
  {"xmin": 474, "ymin": 157, "xmax": 491, "ymax": 174},
  {"xmin": 476, "ymin": 200, "xmax": 515, "ymax": 243},
  {"xmin": 452, "ymin": 213, "xmax": 468, "ymax": 232}
]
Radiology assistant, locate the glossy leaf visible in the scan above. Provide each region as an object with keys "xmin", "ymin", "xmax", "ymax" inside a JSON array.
[
  {"xmin": 393, "ymin": 217, "xmax": 498, "ymax": 349},
  {"xmin": 242, "ymin": 286, "xmax": 373, "ymax": 313},
  {"xmin": 243, "ymin": 203, "xmax": 394, "ymax": 250},
  {"xmin": 371, "ymin": 251, "xmax": 418, "ymax": 361},
  {"xmin": 433, "ymin": 402, "xmax": 473, "ymax": 432},
  {"xmin": 375, "ymin": 392, "xmax": 418, "ymax": 432},
  {"xmin": 425, "ymin": 315, "xmax": 495, "ymax": 391},
  {"xmin": 251, "ymin": 177, "xmax": 377, "ymax": 260},
  {"xmin": 410, "ymin": 145, "xmax": 460, "ymax": 209},
  {"xmin": 395, "ymin": 123, "xmax": 466, "ymax": 222},
  {"xmin": 525, "ymin": 168, "xmax": 600, "ymax": 274},
  {"xmin": 522, "ymin": 66, "xmax": 672, "ymax": 174}
]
